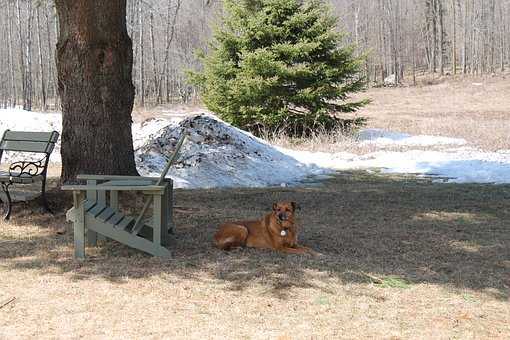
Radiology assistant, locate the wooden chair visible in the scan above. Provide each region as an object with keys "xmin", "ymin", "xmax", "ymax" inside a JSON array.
[
  {"xmin": 0, "ymin": 130, "xmax": 60, "ymax": 220},
  {"xmin": 63, "ymin": 133, "xmax": 186, "ymax": 259}
]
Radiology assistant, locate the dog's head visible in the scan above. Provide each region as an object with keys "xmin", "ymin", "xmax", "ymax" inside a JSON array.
[{"xmin": 272, "ymin": 201, "xmax": 299, "ymax": 225}]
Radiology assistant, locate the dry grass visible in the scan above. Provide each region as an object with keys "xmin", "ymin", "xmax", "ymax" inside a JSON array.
[
  {"xmin": 355, "ymin": 73, "xmax": 510, "ymax": 152},
  {"xmin": 270, "ymin": 73, "xmax": 510, "ymax": 153},
  {"xmin": 1, "ymin": 173, "xmax": 509, "ymax": 339}
]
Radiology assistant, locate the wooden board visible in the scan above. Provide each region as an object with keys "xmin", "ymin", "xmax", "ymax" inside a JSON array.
[{"xmin": 2, "ymin": 131, "xmax": 58, "ymax": 142}]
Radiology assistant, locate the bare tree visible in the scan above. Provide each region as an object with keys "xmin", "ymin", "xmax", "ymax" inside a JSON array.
[
  {"xmin": 1, "ymin": 0, "xmax": 508, "ymax": 111},
  {"xmin": 15, "ymin": 0, "xmax": 27, "ymax": 109},
  {"xmin": 6, "ymin": 1, "xmax": 17, "ymax": 107},
  {"xmin": 36, "ymin": 4, "xmax": 47, "ymax": 110}
]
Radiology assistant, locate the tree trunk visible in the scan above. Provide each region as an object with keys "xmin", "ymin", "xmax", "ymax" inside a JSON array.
[
  {"xmin": 25, "ymin": 0, "xmax": 34, "ymax": 111},
  {"xmin": 463, "ymin": 0, "xmax": 468, "ymax": 74},
  {"xmin": 149, "ymin": 11, "xmax": 159, "ymax": 104},
  {"xmin": 500, "ymin": 1, "xmax": 506, "ymax": 72},
  {"xmin": 55, "ymin": 0, "xmax": 138, "ymax": 182},
  {"xmin": 452, "ymin": 0, "xmax": 457, "ymax": 74},
  {"xmin": 438, "ymin": 0, "xmax": 444, "ymax": 75},
  {"xmin": 138, "ymin": 1, "xmax": 145, "ymax": 107},
  {"xmin": 36, "ymin": 6, "xmax": 47, "ymax": 111},
  {"xmin": 45, "ymin": 1, "xmax": 57, "ymax": 109},
  {"xmin": 161, "ymin": 0, "xmax": 181, "ymax": 104},
  {"xmin": 6, "ymin": 2, "xmax": 17, "ymax": 107},
  {"xmin": 392, "ymin": 0, "xmax": 399, "ymax": 84},
  {"xmin": 15, "ymin": 0, "xmax": 27, "ymax": 109},
  {"xmin": 490, "ymin": 0, "xmax": 496, "ymax": 73}
]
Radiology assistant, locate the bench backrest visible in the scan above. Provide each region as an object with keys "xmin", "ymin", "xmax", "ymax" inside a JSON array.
[{"xmin": 0, "ymin": 130, "xmax": 59, "ymax": 155}]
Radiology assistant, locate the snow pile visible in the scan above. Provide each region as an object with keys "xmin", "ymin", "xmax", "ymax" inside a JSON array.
[{"xmin": 136, "ymin": 115, "xmax": 325, "ymax": 188}]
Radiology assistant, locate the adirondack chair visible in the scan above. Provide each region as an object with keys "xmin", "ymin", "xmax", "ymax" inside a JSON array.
[
  {"xmin": 62, "ymin": 133, "xmax": 187, "ymax": 259},
  {"xmin": 0, "ymin": 130, "xmax": 60, "ymax": 220}
]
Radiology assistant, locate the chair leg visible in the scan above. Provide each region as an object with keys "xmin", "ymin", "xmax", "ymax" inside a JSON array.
[
  {"xmin": 73, "ymin": 192, "xmax": 86, "ymax": 260},
  {"xmin": 1, "ymin": 183, "xmax": 12, "ymax": 221},
  {"xmin": 40, "ymin": 178, "xmax": 53, "ymax": 214}
]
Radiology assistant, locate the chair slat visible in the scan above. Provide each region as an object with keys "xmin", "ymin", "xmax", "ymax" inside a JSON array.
[
  {"xmin": 88, "ymin": 204, "xmax": 106, "ymax": 218},
  {"xmin": 116, "ymin": 216, "xmax": 134, "ymax": 231},
  {"xmin": 83, "ymin": 200, "xmax": 96, "ymax": 211},
  {"xmin": 0, "ymin": 140, "xmax": 50, "ymax": 153},
  {"xmin": 97, "ymin": 207, "xmax": 116, "ymax": 222},
  {"xmin": 109, "ymin": 212, "xmax": 125, "ymax": 225}
]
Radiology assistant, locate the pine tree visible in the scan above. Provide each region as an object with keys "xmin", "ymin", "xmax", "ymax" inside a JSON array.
[{"xmin": 191, "ymin": 0, "xmax": 368, "ymax": 136}]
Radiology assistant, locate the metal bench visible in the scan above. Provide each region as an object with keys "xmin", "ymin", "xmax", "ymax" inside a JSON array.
[{"xmin": 0, "ymin": 130, "xmax": 60, "ymax": 220}]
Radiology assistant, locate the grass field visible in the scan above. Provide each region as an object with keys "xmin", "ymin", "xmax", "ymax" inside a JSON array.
[{"xmin": 1, "ymin": 76, "xmax": 510, "ymax": 339}]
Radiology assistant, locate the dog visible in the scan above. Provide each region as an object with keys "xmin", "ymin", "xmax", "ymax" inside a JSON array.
[{"xmin": 214, "ymin": 201, "xmax": 316, "ymax": 255}]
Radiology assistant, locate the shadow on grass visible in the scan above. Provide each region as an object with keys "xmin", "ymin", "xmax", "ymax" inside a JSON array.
[{"xmin": 1, "ymin": 172, "xmax": 509, "ymax": 300}]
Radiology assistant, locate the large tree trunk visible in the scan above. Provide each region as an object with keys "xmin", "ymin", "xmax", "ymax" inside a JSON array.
[{"xmin": 55, "ymin": 0, "xmax": 138, "ymax": 182}]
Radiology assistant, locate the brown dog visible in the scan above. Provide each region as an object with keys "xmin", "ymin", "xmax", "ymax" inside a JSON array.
[{"xmin": 214, "ymin": 201, "xmax": 316, "ymax": 255}]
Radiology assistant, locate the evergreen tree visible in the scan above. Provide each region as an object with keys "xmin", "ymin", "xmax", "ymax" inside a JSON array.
[{"xmin": 191, "ymin": 0, "xmax": 368, "ymax": 136}]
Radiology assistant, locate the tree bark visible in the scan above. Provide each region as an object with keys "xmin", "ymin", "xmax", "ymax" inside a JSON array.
[
  {"xmin": 45, "ymin": 1, "xmax": 57, "ymax": 109},
  {"xmin": 25, "ymin": 0, "xmax": 34, "ymax": 111},
  {"xmin": 55, "ymin": 0, "xmax": 138, "ymax": 182},
  {"xmin": 138, "ymin": 1, "xmax": 145, "ymax": 107},
  {"xmin": 438, "ymin": 0, "xmax": 444, "ymax": 75},
  {"xmin": 452, "ymin": 0, "xmax": 457, "ymax": 74},
  {"xmin": 15, "ymin": 0, "xmax": 27, "ymax": 109},
  {"xmin": 149, "ymin": 11, "xmax": 159, "ymax": 103},
  {"xmin": 6, "ymin": 2, "xmax": 17, "ymax": 107},
  {"xmin": 463, "ymin": 0, "xmax": 468, "ymax": 73},
  {"xmin": 36, "ymin": 6, "xmax": 47, "ymax": 111}
]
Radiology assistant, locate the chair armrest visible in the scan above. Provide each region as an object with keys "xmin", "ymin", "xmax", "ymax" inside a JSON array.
[
  {"xmin": 77, "ymin": 174, "xmax": 162, "ymax": 182},
  {"xmin": 61, "ymin": 184, "xmax": 167, "ymax": 193}
]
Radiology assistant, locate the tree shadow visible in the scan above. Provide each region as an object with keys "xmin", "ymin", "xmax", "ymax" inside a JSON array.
[{"xmin": 1, "ymin": 172, "xmax": 509, "ymax": 300}]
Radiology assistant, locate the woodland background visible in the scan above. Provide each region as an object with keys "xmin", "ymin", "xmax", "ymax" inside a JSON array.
[{"xmin": 0, "ymin": 0, "xmax": 508, "ymax": 111}]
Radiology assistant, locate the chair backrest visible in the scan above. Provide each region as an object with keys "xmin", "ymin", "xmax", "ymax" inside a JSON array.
[
  {"xmin": 0, "ymin": 130, "xmax": 59, "ymax": 155},
  {"xmin": 156, "ymin": 132, "xmax": 187, "ymax": 185}
]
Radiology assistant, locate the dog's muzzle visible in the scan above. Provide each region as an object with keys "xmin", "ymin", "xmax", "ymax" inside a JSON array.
[{"xmin": 277, "ymin": 212, "xmax": 288, "ymax": 221}]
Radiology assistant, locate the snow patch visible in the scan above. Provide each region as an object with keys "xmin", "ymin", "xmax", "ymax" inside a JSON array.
[
  {"xmin": 136, "ymin": 115, "xmax": 326, "ymax": 188},
  {"xmin": 283, "ymin": 148, "xmax": 510, "ymax": 184},
  {"xmin": 358, "ymin": 128, "xmax": 467, "ymax": 147},
  {"xmin": 3, "ymin": 108, "xmax": 510, "ymax": 187}
]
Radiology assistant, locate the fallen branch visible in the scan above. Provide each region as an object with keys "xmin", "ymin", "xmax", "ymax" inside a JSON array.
[
  {"xmin": 0, "ymin": 297, "xmax": 15, "ymax": 310},
  {"xmin": 361, "ymin": 272, "xmax": 384, "ymax": 284}
]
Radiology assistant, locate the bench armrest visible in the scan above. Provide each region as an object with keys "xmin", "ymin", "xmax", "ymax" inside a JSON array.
[{"xmin": 8, "ymin": 158, "xmax": 47, "ymax": 177}]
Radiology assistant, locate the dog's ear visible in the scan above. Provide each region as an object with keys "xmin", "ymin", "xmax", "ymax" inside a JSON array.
[
  {"xmin": 291, "ymin": 201, "xmax": 300, "ymax": 212},
  {"xmin": 272, "ymin": 202, "xmax": 278, "ymax": 211}
]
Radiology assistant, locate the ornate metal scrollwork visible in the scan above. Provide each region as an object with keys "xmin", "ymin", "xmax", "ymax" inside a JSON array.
[{"xmin": 8, "ymin": 157, "xmax": 47, "ymax": 177}]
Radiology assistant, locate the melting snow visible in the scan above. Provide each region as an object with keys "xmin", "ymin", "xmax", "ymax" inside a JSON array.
[
  {"xmin": 358, "ymin": 128, "xmax": 467, "ymax": 147},
  {"xmin": 135, "ymin": 115, "xmax": 325, "ymax": 188},
  {"xmin": 2, "ymin": 108, "xmax": 510, "ymax": 187}
]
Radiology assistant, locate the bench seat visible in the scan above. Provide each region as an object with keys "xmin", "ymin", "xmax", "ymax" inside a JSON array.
[{"xmin": 0, "ymin": 171, "xmax": 44, "ymax": 184}]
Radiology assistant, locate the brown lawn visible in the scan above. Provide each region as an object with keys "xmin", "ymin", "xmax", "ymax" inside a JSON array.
[{"xmin": 1, "ymin": 172, "xmax": 509, "ymax": 339}]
